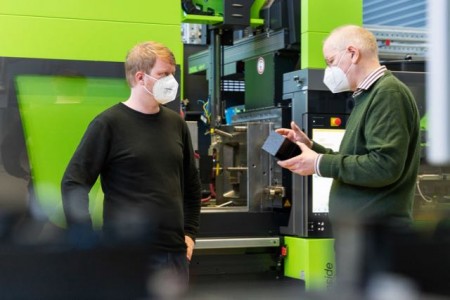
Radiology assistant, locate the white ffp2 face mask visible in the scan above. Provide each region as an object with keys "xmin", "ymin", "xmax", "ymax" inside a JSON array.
[
  {"xmin": 144, "ymin": 74, "xmax": 179, "ymax": 105},
  {"xmin": 323, "ymin": 66, "xmax": 351, "ymax": 93}
]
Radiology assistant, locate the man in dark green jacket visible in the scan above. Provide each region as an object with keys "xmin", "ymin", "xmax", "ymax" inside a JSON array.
[
  {"xmin": 277, "ymin": 25, "xmax": 420, "ymax": 228},
  {"xmin": 277, "ymin": 24, "xmax": 420, "ymax": 288}
]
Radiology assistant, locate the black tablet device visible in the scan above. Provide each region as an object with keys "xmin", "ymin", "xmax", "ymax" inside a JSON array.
[{"xmin": 261, "ymin": 131, "xmax": 301, "ymax": 160}]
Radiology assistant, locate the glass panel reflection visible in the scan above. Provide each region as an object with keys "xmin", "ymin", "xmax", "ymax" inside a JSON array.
[{"xmin": 16, "ymin": 75, "xmax": 129, "ymax": 227}]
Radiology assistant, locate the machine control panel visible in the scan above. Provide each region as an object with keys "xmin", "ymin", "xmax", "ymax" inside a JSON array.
[{"xmin": 306, "ymin": 113, "xmax": 348, "ymax": 237}]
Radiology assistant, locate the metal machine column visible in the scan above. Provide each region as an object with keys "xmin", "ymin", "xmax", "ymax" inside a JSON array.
[
  {"xmin": 209, "ymin": 28, "xmax": 224, "ymax": 127},
  {"xmin": 281, "ymin": 69, "xmax": 352, "ymax": 237}
]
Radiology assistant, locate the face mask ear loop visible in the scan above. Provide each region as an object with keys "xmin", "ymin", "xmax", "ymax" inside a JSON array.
[
  {"xmin": 335, "ymin": 50, "xmax": 353, "ymax": 81},
  {"xmin": 142, "ymin": 74, "xmax": 156, "ymax": 97},
  {"xmin": 145, "ymin": 74, "xmax": 158, "ymax": 81},
  {"xmin": 143, "ymin": 85, "xmax": 154, "ymax": 97},
  {"xmin": 344, "ymin": 51, "xmax": 355, "ymax": 79},
  {"xmin": 333, "ymin": 50, "xmax": 345, "ymax": 68}
]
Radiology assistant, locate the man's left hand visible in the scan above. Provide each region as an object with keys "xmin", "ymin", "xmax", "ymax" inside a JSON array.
[
  {"xmin": 185, "ymin": 235, "xmax": 195, "ymax": 261},
  {"xmin": 277, "ymin": 142, "xmax": 318, "ymax": 176}
]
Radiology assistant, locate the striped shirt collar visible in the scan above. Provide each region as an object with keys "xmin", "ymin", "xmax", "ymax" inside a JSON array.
[{"xmin": 353, "ymin": 65, "xmax": 387, "ymax": 97}]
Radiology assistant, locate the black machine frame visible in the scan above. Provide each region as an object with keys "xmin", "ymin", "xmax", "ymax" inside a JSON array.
[{"xmin": 281, "ymin": 69, "xmax": 353, "ymax": 237}]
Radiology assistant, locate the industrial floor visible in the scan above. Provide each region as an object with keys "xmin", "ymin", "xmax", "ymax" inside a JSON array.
[{"xmin": 185, "ymin": 273, "xmax": 305, "ymax": 300}]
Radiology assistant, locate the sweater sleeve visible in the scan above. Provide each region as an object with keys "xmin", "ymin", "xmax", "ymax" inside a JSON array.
[
  {"xmin": 312, "ymin": 141, "xmax": 336, "ymax": 155},
  {"xmin": 319, "ymin": 88, "xmax": 417, "ymax": 188},
  {"xmin": 181, "ymin": 123, "xmax": 202, "ymax": 241},
  {"xmin": 61, "ymin": 118, "xmax": 111, "ymax": 228}
]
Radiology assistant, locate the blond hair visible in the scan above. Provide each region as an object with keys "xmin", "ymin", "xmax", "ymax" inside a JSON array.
[
  {"xmin": 324, "ymin": 25, "xmax": 379, "ymax": 58},
  {"xmin": 125, "ymin": 41, "xmax": 176, "ymax": 87}
]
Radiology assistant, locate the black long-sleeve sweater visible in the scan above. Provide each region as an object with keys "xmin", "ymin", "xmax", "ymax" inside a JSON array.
[{"xmin": 61, "ymin": 103, "xmax": 201, "ymax": 252}]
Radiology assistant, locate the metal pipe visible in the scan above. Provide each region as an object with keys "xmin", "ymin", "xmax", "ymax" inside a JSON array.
[{"xmin": 213, "ymin": 128, "xmax": 234, "ymax": 138}]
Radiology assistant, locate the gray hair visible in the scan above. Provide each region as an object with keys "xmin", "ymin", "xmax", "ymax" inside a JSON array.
[{"xmin": 324, "ymin": 25, "xmax": 378, "ymax": 58}]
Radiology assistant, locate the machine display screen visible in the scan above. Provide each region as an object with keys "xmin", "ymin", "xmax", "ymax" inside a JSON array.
[{"xmin": 311, "ymin": 128, "xmax": 345, "ymax": 213}]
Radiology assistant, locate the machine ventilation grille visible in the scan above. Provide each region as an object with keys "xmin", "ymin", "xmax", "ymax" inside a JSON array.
[{"xmin": 221, "ymin": 80, "xmax": 245, "ymax": 92}]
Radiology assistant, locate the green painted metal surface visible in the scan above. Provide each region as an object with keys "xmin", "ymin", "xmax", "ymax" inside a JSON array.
[
  {"xmin": 251, "ymin": 0, "xmax": 267, "ymax": 19},
  {"xmin": 2, "ymin": 2, "xmax": 185, "ymax": 227},
  {"xmin": 16, "ymin": 75, "xmax": 130, "ymax": 227},
  {"xmin": 0, "ymin": 0, "xmax": 183, "ymax": 63},
  {"xmin": 191, "ymin": 0, "xmax": 224, "ymax": 15},
  {"xmin": 300, "ymin": 0, "xmax": 363, "ymax": 69},
  {"xmin": 0, "ymin": 16, "xmax": 182, "ymax": 63},
  {"xmin": 183, "ymin": 0, "xmax": 264, "ymax": 26},
  {"xmin": 0, "ymin": 0, "xmax": 181, "ymax": 24},
  {"xmin": 284, "ymin": 236, "xmax": 336, "ymax": 291},
  {"xmin": 190, "ymin": 0, "xmax": 265, "ymax": 18},
  {"xmin": 182, "ymin": 14, "xmax": 263, "ymax": 26},
  {"xmin": 300, "ymin": 32, "xmax": 329, "ymax": 71}
]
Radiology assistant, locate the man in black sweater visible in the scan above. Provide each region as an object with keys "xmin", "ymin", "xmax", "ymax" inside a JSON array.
[{"xmin": 61, "ymin": 41, "xmax": 201, "ymax": 293}]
